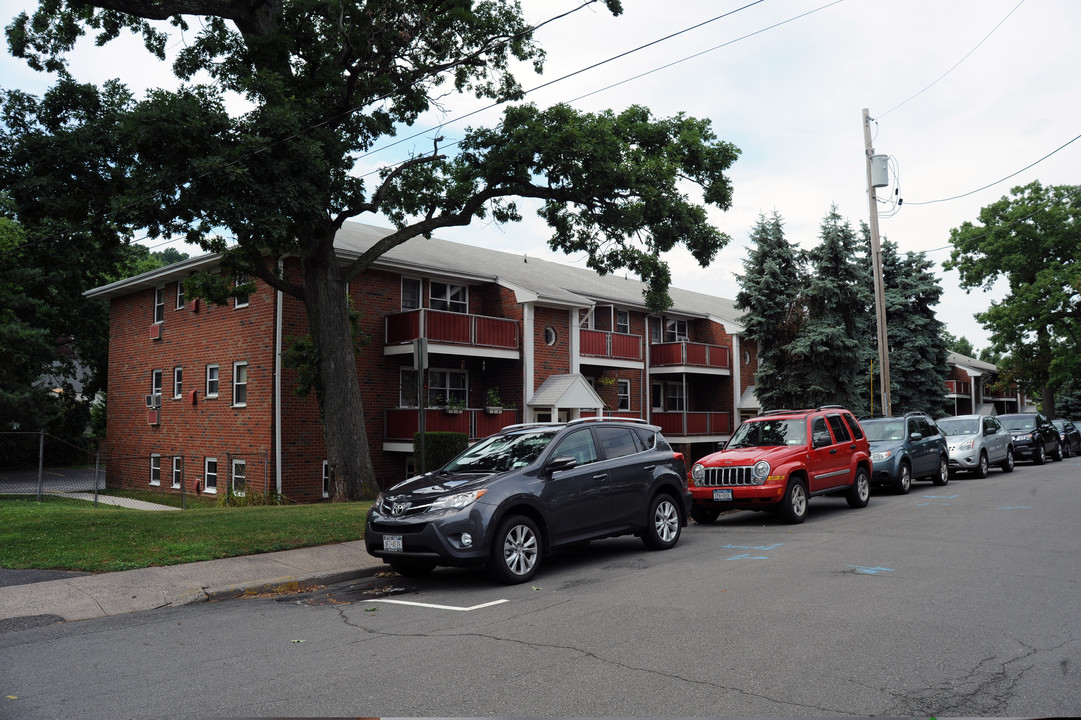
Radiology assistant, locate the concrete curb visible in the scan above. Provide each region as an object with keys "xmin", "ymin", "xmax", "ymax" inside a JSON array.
[{"xmin": 201, "ymin": 566, "xmax": 384, "ymax": 602}]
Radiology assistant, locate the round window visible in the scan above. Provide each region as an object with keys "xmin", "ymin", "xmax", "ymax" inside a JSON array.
[
  {"xmin": 544, "ymin": 327, "xmax": 557, "ymax": 345},
  {"xmin": 742, "ymin": 350, "xmax": 751, "ymax": 365}
]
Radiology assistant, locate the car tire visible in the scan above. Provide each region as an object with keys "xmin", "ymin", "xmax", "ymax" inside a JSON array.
[
  {"xmin": 389, "ymin": 560, "xmax": 435, "ymax": 577},
  {"xmin": 489, "ymin": 515, "xmax": 541, "ymax": 584},
  {"xmin": 1062, "ymin": 441, "xmax": 1072, "ymax": 459},
  {"xmin": 643, "ymin": 493, "xmax": 682, "ymax": 550},
  {"xmin": 1000, "ymin": 446, "xmax": 1014, "ymax": 473},
  {"xmin": 690, "ymin": 506, "xmax": 721, "ymax": 525},
  {"xmin": 1035, "ymin": 443, "xmax": 1047, "ymax": 465},
  {"xmin": 1052, "ymin": 442, "xmax": 1063, "ymax": 461},
  {"xmin": 975, "ymin": 451, "xmax": 989, "ymax": 479},
  {"xmin": 778, "ymin": 478, "xmax": 808, "ymax": 524},
  {"xmin": 931, "ymin": 456, "xmax": 949, "ymax": 486},
  {"xmin": 847, "ymin": 467, "xmax": 871, "ymax": 508},
  {"xmin": 895, "ymin": 461, "xmax": 912, "ymax": 494}
]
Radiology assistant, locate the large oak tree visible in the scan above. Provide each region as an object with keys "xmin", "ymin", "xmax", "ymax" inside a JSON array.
[{"xmin": 6, "ymin": 1, "xmax": 740, "ymax": 498}]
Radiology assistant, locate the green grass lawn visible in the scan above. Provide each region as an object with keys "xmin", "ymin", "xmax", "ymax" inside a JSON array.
[{"xmin": 0, "ymin": 495, "xmax": 370, "ymax": 572}]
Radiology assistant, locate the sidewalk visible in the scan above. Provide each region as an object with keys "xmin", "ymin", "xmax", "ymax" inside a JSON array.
[{"xmin": 0, "ymin": 541, "xmax": 386, "ymax": 624}]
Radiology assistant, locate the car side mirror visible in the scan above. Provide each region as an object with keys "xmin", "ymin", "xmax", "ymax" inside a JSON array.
[
  {"xmin": 546, "ymin": 456, "xmax": 578, "ymax": 473},
  {"xmin": 984, "ymin": 427, "xmax": 995, "ymax": 436},
  {"xmin": 910, "ymin": 432, "xmax": 922, "ymax": 441}
]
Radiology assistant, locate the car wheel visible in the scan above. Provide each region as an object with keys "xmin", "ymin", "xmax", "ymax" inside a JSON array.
[
  {"xmin": 1052, "ymin": 441, "xmax": 1063, "ymax": 461},
  {"xmin": 778, "ymin": 478, "xmax": 808, "ymax": 524},
  {"xmin": 489, "ymin": 515, "xmax": 541, "ymax": 584},
  {"xmin": 975, "ymin": 451, "xmax": 989, "ymax": 479},
  {"xmin": 895, "ymin": 461, "xmax": 912, "ymax": 495},
  {"xmin": 931, "ymin": 456, "xmax": 949, "ymax": 486},
  {"xmin": 690, "ymin": 505, "xmax": 721, "ymax": 524},
  {"xmin": 847, "ymin": 467, "xmax": 871, "ymax": 508},
  {"xmin": 1063, "ymin": 441, "xmax": 1072, "ymax": 459},
  {"xmin": 1000, "ymin": 446, "xmax": 1014, "ymax": 473},
  {"xmin": 1035, "ymin": 443, "xmax": 1046, "ymax": 465},
  {"xmin": 643, "ymin": 494, "xmax": 682, "ymax": 550},
  {"xmin": 389, "ymin": 560, "xmax": 435, "ymax": 577}
]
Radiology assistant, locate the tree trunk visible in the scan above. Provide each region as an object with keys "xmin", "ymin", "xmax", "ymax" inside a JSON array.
[{"xmin": 301, "ymin": 240, "xmax": 379, "ymax": 500}]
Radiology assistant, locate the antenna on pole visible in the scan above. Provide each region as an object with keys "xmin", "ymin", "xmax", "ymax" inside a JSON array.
[{"xmin": 863, "ymin": 108, "xmax": 892, "ymax": 417}]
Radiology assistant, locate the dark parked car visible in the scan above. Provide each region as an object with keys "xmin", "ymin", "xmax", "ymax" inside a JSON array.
[
  {"xmin": 998, "ymin": 412, "xmax": 1062, "ymax": 464},
  {"xmin": 861, "ymin": 412, "xmax": 949, "ymax": 493},
  {"xmin": 365, "ymin": 418, "xmax": 691, "ymax": 584},
  {"xmin": 937, "ymin": 414, "xmax": 1014, "ymax": 477},
  {"xmin": 1051, "ymin": 418, "xmax": 1081, "ymax": 458}
]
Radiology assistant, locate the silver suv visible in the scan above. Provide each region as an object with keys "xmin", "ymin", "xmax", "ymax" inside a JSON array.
[{"xmin": 937, "ymin": 414, "xmax": 1015, "ymax": 477}]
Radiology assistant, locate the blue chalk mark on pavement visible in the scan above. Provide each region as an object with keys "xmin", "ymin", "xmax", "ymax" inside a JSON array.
[
  {"xmin": 847, "ymin": 565, "xmax": 895, "ymax": 575},
  {"xmin": 922, "ymin": 494, "xmax": 959, "ymax": 499},
  {"xmin": 720, "ymin": 543, "xmax": 784, "ymax": 551},
  {"xmin": 996, "ymin": 505, "xmax": 1032, "ymax": 510}
]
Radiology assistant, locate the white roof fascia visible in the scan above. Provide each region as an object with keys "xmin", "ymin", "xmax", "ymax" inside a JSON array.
[{"xmin": 83, "ymin": 251, "xmax": 222, "ymax": 300}]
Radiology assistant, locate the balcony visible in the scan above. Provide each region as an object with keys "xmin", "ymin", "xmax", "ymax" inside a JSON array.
[
  {"xmin": 945, "ymin": 380, "xmax": 971, "ymax": 396},
  {"xmin": 385, "ymin": 309, "xmax": 519, "ymax": 357},
  {"xmin": 384, "ymin": 407, "xmax": 521, "ymax": 443},
  {"xmin": 651, "ymin": 411, "xmax": 731, "ymax": 438},
  {"xmin": 580, "ymin": 329, "xmax": 643, "ymax": 361},
  {"xmin": 649, "ymin": 341, "xmax": 730, "ymax": 372}
]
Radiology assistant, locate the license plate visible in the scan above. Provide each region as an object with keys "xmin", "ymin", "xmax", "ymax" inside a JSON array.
[
  {"xmin": 383, "ymin": 535, "xmax": 403, "ymax": 552},
  {"xmin": 713, "ymin": 489, "xmax": 732, "ymax": 501}
]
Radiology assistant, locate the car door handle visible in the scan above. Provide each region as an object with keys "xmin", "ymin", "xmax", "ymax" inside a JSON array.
[
  {"xmin": 642, "ymin": 465, "xmax": 656, "ymax": 471},
  {"xmin": 849, "ymin": 444, "xmax": 857, "ymax": 450},
  {"xmin": 593, "ymin": 473, "xmax": 608, "ymax": 480},
  {"xmin": 829, "ymin": 448, "xmax": 837, "ymax": 454}
]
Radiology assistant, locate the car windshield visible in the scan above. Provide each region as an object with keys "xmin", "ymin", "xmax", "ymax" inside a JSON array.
[
  {"xmin": 728, "ymin": 418, "xmax": 806, "ymax": 448},
  {"xmin": 937, "ymin": 418, "xmax": 978, "ymax": 436},
  {"xmin": 862, "ymin": 419, "xmax": 905, "ymax": 442},
  {"xmin": 1000, "ymin": 416, "xmax": 1035, "ymax": 431},
  {"xmin": 443, "ymin": 429, "xmax": 557, "ymax": 473}
]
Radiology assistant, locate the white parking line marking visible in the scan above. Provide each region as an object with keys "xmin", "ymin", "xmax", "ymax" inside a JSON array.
[{"xmin": 368, "ymin": 598, "xmax": 510, "ymax": 611}]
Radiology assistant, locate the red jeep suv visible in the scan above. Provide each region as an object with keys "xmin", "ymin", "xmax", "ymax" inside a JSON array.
[{"xmin": 688, "ymin": 406, "xmax": 871, "ymax": 524}]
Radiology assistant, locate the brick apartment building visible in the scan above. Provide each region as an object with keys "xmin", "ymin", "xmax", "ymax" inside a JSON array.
[
  {"xmin": 86, "ymin": 222, "xmax": 759, "ymax": 501},
  {"xmin": 944, "ymin": 351, "xmax": 1029, "ymax": 416}
]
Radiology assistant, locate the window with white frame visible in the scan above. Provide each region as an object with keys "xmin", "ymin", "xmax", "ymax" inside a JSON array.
[
  {"xmin": 151, "ymin": 369, "xmax": 163, "ymax": 401},
  {"xmin": 617, "ymin": 379, "xmax": 631, "ymax": 410},
  {"xmin": 649, "ymin": 317, "xmax": 663, "ymax": 344},
  {"xmin": 175, "ymin": 281, "xmax": 185, "ymax": 310},
  {"xmin": 616, "ymin": 310, "xmax": 630, "ymax": 335},
  {"xmin": 232, "ymin": 361, "xmax": 248, "ymax": 406},
  {"xmin": 231, "ymin": 458, "xmax": 246, "ymax": 496},
  {"xmin": 172, "ymin": 456, "xmax": 182, "ymax": 489},
  {"xmin": 153, "ymin": 287, "xmax": 165, "ymax": 323},
  {"xmin": 666, "ymin": 383, "xmax": 686, "ymax": 412},
  {"xmin": 430, "ymin": 282, "xmax": 466, "ymax": 313},
  {"xmin": 234, "ymin": 274, "xmax": 250, "ymax": 308},
  {"xmin": 664, "ymin": 318, "xmax": 688, "ymax": 342},
  {"xmin": 204, "ymin": 457, "xmax": 218, "ymax": 493},
  {"xmin": 401, "ymin": 277, "xmax": 421, "ymax": 310},
  {"xmin": 150, "ymin": 454, "xmax": 161, "ymax": 486},
  {"xmin": 427, "ymin": 368, "xmax": 466, "ymax": 407},
  {"xmin": 322, "ymin": 460, "xmax": 330, "ymax": 498},
  {"xmin": 173, "ymin": 367, "xmax": 183, "ymax": 399},
  {"xmin": 206, "ymin": 364, "xmax": 219, "ymax": 398},
  {"xmin": 400, "ymin": 369, "xmax": 419, "ymax": 407}
]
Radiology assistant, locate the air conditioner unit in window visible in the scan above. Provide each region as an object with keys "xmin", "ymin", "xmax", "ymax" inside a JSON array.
[{"xmin": 144, "ymin": 394, "xmax": 161, "ymax": 409}]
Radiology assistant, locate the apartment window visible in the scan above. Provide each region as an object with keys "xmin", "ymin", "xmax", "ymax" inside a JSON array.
[
  {"xmin": 151, "ymin": 369, "xmax": 163, "ymax": 400},
  {"xmin": 322, "ymin": 461, "xmax": 330, "ymax": 498},
  {"xmin": 149, "ymin": 455, "xmax": 161, "ymax": 486},
  {"xmin": 665, "ymin": 318, "xmax": 688, "ymax": 342},
  {"xmin": 652, "ymin": 382, "xmax": 664, "ymax": 411},
  {"xmin": 175, "ymin": 281, "xmax": 185, "ymax": 310},
  {"xmin": 172, "ymin": 456, "xmax": 182, "ymax": 489},
  {"xmin": 173, "ymin": 367, "xmax": 183, "ymax": 399},
  {"xmin": 232, "ymin": 362, "xmax": 248, "ymax": 406},
  {"xmin": 402, "ymin": 277, "xmax": 421, "ymax": 310},
  {"xmin": 427, "ymin": 368, "xmax": 466, "ymax": 407},
  {"xmin": 400, "ymin": 369, "xmax": 419, "ymax": 407},
  {"xmin": 649, "ymin": 317, "xmax": 663, "ymax": 344},
  {"xmin": 666, "ymin": 383, "xmax": 685, "ymax": 412},
  {"xmin": 234, "ymin": 274, "xmax": 250, "ymax": 308},
  {"xmin": 231, "ymin": 458, "xmax": 247, "ymax": 497},
  {"xmin": 153, "ymin": 287, "xmax": 165, "ymax": 323},
  {"xmin": 206, "ymin": 364, "xmax": 219, "ymax": 398},
  {"xmin": 616, "ymin": 310, "xmax": 630, "ymax": 335},
  {"xmin": 204, "ymin": 457, "xmax": 218, "ymax": 493},
  {"xmin": 430, "ymin": 282, "xmax": 466, "ymax": 313},
  {"xmin": 617, "ymin": 379, "xmax": 631, "ymax": 411}
]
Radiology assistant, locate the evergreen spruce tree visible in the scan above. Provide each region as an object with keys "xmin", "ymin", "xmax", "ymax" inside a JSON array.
[{"xmin": 735, "ymin": 212, "xmax": 806, "ymax": 410}]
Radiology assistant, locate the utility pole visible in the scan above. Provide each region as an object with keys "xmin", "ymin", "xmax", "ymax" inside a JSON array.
[{"xmin": 862, "ymin": 108, "xmax": 891, "ymax": 416}]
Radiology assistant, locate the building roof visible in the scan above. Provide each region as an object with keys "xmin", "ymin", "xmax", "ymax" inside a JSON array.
[
  {"xmin": 946, "ymin": 351, "xmax": 998, "ymax": 375},
  {"xmin": 85, "ymin": 222, "xmax": 746, "ymax": 332},
  {"xmin": 527, "ymin": 374, "xmax": 604, "ymax": 411}
]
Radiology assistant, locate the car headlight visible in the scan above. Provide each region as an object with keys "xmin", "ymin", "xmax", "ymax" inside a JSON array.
[
  {"xmin": 871, "ymin": 450, "xmax": 892, "ymax": 462},
  {"xmin": 430, "ymin": 489, "xmax": 487, "ymax": 512},
  {"xmin": 691, "ymin": 463, "xmax": 705, "ymax": 483},
  {"xmin": 752, "ymin": 460, "xmax": 770, "ymax": 480},
  {"xmin": 956, "ymin": 440, "xmax": 974, "ymax": 451}
]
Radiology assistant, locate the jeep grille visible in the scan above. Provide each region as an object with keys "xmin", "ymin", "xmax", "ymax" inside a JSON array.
[{"xmin": 700, "ymin": 466, "xmax": 762, "ymax": 486}]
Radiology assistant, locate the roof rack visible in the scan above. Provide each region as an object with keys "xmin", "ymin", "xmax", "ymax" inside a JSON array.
[
  {"xmin": 817, "ymin": 404, "xmax": 846, "ymax": 410},
  {"xmin": 567, "ymin": 416, "xmax": 650, "ymax": 426}
]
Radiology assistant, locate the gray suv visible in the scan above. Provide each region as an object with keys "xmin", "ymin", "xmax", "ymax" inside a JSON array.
[
  {"xmin": 365, "ymin": 418, "xmax": 691, "ymax": 584},
  {"xmin": 937, "ymin": 414, "xmax": 1015, "ymax": 477},
  {"xmin": 861, "ymin": 412, "xmax": 950, "ymax": 493}
]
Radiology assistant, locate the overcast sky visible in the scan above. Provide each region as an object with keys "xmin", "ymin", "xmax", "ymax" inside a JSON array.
[{"xmin": 3, "ymin": 0, "xmax": 1079, "ymax": 352}]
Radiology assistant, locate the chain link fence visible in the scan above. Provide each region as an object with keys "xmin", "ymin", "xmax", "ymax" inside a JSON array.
[{"xmin": 1, "ymin": 432, "xmax": 270, "ymax": 510}]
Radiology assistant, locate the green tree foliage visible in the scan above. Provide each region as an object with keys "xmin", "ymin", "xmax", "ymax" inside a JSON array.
[
  {"xmin": 945, "ymin": 181, "xmax": 1081, "ymax": 418},
  {"xmin": 786, "ymin": 206, "xmax": 871, "ymax": 412},
  {"xmin": 735, "ymin": 212, "xmax": 806, "ymax": 410},
  {"xmin": 5, "ymin": 0, "xmax": 741, "ymax": 499}
]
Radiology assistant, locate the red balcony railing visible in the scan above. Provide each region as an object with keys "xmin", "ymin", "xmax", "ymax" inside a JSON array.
[
  {"xmin": 384, "ymin": 407, "xmax": 520, "ymax": 442},
  {"xmin": 945, "ymin": 380, "xmax": 971, "ymax": 395},
  {"xmin": 580, "ymin": 329, "xmax": 643, "ymax": 360},
  {"xmin": 650, "ymin": 341, "xmax": 730, "ymax": 369},
  {"xmin": 385, "ymin": 309, "xmax": 518, "ymax": 349},
  {"xmin": 651, "ymin": 411, "xmax": 731, "ymax": 437}
]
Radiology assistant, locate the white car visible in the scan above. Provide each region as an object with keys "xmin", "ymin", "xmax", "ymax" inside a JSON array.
[{"xmin": 937, "ymin": 415, "xmax": 1015, "ymax": 477}]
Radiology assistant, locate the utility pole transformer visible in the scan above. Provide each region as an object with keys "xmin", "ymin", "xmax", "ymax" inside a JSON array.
[{"xmin": 862, "ymin": 108, "xmax": 892, "ymax": 417}]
